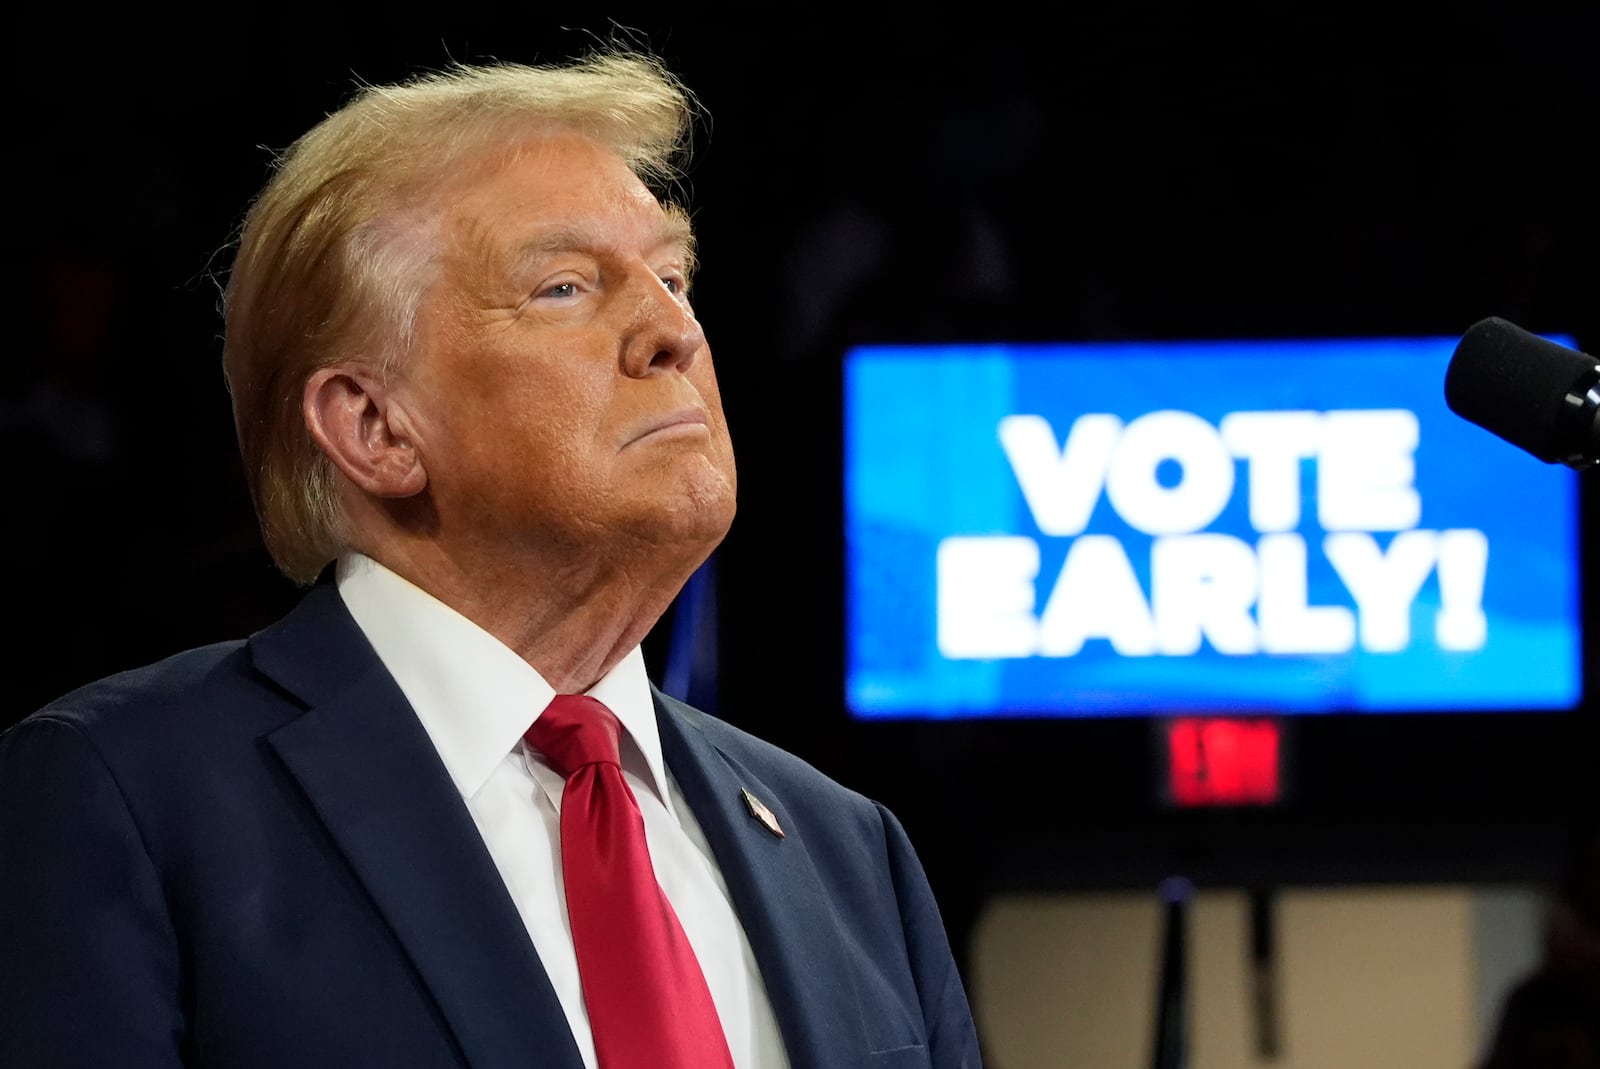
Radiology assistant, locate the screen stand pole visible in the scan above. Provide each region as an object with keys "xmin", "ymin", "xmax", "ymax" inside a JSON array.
[
  {"xmin": 1249, "ymin": 884, "xmax": 1281, "ymax": 1060},
  {"xmin": 1151, "ymin": 876, "xmax": 1192, "ymax": 1069}
]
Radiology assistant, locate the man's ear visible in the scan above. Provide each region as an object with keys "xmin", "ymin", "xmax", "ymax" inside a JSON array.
[{"xmin": 303, "ymin": 366, "xmax": 428, "ymax": 499}]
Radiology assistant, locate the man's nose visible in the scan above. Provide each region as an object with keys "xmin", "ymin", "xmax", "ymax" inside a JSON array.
[{"xmin": 621, "ymin": 272, "xmax": 705, "ymax": 377}]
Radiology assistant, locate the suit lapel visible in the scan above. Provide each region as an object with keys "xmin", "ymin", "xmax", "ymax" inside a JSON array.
[
  {"xmin": 655, "ymin": 691, "xmax": 874, "ymax": 1069},
  {"xmin": 255, "ymin": 583, "xmax": 584, "ymax": 1069}
]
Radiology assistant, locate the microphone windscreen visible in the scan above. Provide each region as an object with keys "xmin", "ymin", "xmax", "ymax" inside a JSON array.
[{"xmin": 1444, "ymin": 316, "xmax": 1597, "ymax": 463}]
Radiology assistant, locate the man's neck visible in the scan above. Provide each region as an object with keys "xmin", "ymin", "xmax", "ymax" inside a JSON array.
[{"xmin": 350, "ymin": 539, "xmax": 704, "ymax": 693}]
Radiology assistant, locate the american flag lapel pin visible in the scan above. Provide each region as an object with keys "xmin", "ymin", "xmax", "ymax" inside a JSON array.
[{"xmin": 740, "ymin": 787, "xmax": 785, "ymax": 838}]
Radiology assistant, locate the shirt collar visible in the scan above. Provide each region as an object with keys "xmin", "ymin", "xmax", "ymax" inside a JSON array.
[{"xmin": 334, "ymin": 553, "xmax": 672, "ymax": 806}]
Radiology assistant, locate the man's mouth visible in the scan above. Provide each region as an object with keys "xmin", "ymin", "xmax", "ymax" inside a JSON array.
[{"xmin": 625, "ymin": 407, "xmax": 710, "ymax": 448}]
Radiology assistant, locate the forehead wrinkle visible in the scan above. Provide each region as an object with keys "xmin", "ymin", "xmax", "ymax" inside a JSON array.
[
  {"xmin": 505, "ymin": 203, "xmax": 696, "ymax": 276},
  {"xmin": 444, "ymin": 138, "xmax": 697, "ymax": 291}
]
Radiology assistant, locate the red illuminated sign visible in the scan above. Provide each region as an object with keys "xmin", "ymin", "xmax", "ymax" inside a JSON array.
[{"xmin": 1166, "ymin": 717, "xmax": 1282, "ymax": 807}]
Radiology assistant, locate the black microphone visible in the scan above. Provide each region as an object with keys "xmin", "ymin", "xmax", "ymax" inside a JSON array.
[{"xmin": 1444, "ymin": 316, "xmax": 1600, "ymax": 469}]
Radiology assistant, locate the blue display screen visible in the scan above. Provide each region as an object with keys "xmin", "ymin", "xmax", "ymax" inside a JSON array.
[{"xmin": 844, "ymin": 338, "xmax": 1582, "ymax": 719}]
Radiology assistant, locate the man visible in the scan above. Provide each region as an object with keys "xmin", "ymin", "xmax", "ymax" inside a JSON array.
[{"xmin": 0, "ymin": 50, "xmax": 982, "ymax": 1068}]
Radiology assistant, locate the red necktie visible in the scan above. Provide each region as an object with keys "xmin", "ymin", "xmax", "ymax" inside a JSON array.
[{"xmin": 527, "ymin": 694, "xmax": 736, "ymax": 1069}]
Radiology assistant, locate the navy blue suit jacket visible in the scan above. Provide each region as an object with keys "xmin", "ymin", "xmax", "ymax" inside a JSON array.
[{"xmin": 0, "ymin": 581, "xmax": 980, "ymax": 1068}]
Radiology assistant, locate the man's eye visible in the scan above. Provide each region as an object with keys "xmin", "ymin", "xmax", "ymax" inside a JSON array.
[
  {"xmin": 661, "ymin": 276, "xmax": 686, "ymax": 295},
  {"xmin": 541, "ymin": 282, "xmax": 578, "ymax": 299}
]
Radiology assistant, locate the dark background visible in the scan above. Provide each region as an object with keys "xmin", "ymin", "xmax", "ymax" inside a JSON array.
[{"xmin": 8, "ymin": 7, "xmax": 1599, "ymax": 970}]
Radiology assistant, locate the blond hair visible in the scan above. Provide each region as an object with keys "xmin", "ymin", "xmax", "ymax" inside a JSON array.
[{"xmin": 221, "ymin": 51, "xmax": 696, "ymax": 584}]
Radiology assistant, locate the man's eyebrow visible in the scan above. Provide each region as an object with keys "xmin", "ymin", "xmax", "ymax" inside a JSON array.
[
  {"xmin": 661, "ymin": 207, "xmax": 695, "ymax": 256},
  {"xmin": 513, "ymin": 226, "xmax": 593, "ymax": 259},
  {"xmin": 662, "ymin": 206, "xmax": 698, "ymax": 275}
]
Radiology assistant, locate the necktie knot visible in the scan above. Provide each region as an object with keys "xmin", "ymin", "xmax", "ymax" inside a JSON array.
[{"xmin": 526, "ymin": 693, "xmax": 622, "ymax": 778}]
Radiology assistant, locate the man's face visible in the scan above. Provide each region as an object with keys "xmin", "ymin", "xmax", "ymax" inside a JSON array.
[{"xmin": 394, "ymin": 129, "xmax": 737, "ymax": 566}]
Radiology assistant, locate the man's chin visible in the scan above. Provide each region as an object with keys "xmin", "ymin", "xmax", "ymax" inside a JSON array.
[
  {"xmin": 662, "ymin": 492, "xmax": 737, "ymax": 551},
  {"xmin": 611, "ymin": 478, "xmax": 733, "ymax": 552}
]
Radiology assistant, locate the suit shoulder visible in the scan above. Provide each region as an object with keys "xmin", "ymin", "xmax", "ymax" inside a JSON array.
[
  {"xmin": 657, "ymin": 692, "xmax": 884, "ymax": 824},
  {"xmin": 703, "ymin": 718, "xmax": 825, "ymax": 781},
  {"xmin": 10, "ymin": 640, "xmax": 255, "ymax": 741}
]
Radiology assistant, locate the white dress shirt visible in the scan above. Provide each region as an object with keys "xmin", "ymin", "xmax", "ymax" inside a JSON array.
[{"xmin": 336, "ymin": 554, "xmax": 789, "ymax": 1069}]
